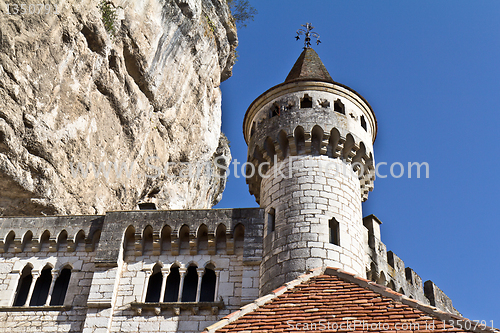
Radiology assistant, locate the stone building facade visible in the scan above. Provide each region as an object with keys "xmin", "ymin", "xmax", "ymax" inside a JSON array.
[{"xmin": 0, "ymin": 47, "xmax": 460, "ymax": 332}]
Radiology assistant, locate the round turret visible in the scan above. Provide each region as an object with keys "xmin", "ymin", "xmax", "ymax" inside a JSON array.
[{"xmin": 243, "ymin": 47, "xmax": 377, "ymax": 295}]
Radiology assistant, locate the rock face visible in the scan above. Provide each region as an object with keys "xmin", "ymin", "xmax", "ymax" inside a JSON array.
[{"xmin": 0, "ymin": 0, "xmax": 236, "ymax": 215}]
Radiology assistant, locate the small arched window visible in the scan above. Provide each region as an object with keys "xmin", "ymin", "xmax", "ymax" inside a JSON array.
[
  {"xmin": 30, "ymin": 266, "xmax": 52, "ymax": 306},
  {"xmin": 234, "ymin": 224, "xmax": 245, "ymax": 255},
  {"xmin": 197, "ymin": 225, "xmax": 208, "ymax": 255},
  {"xmin": 142, "ymin": 226, "xmax": 154, "ymax": 255},
  {"xmin": 329, "ymin": 218, "xmax": 340, "ymax": 246},
  {"xmin": 13, "ymin": 265, "xmax": 33, "ymax": 306},
  {"xmin": 215, "ymin": 225, "xmax": 226, "ymax": 254},
  {"xmin": 179, "ymin": 225, "xmax": 190, "ymax": 255},
  {"xmin": 145, "ymin": 264, "xmax": 163, "ymax": 303},
  {"xmin": 164, "ymin": 266, "xmax": 180, "ymax": 302},
  {"xmin": 50, "ymin": 267, "xmax": 71, "ymax": 306},
  {"xmin": 181, "ymin": 265, "xmax": 198, "ymax": 302},
  {"xmin": 199, "ymin": 266, "xmax": 217, "ymax": 302},
  {"xmin": 161, "ymin": 226, "xmax": 172, "ymax": 253}
]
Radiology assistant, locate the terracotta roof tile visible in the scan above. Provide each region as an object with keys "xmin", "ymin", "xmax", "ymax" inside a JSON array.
[{"xmin": 203, "ymin": 267, "xmax": 498, "ymax": 333}]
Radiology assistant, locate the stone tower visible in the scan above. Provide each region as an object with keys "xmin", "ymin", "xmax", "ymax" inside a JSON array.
[{"xmin": 243, "ymin": 47, "xmax": 377, "ymax": 295}]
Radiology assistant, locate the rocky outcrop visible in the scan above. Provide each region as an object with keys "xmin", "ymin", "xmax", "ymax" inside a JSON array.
[{"xmin": 0, "ymin": 0, "xmax": 237, "ymax": 216}]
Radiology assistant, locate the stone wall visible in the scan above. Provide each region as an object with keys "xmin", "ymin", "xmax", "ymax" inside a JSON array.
[
  {"xmin": 363, "ymin": 214, "xmax": 460, "ymax": 315},
  {"xmin": 0, "ymin": 208, "xmax": 264, "ymax": 333},
  {"xmin": 259, "ymin": 156, "xmax": 366, "ymax": 295}
]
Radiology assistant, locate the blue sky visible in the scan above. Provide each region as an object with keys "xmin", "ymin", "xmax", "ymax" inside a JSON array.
[{"xmin": 215, "ymin": 0, "xmax": 500, "ymax": 324}]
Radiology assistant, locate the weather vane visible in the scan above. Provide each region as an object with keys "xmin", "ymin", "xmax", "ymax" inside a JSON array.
[{"xmin": 295, "ymin": 23, "xmax": 321, "ymax": 48}]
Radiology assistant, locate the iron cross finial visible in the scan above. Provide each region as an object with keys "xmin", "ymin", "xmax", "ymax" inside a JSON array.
[{"xmin": 295, "ymin": 23, "xmax": 321, "ymax": 48}]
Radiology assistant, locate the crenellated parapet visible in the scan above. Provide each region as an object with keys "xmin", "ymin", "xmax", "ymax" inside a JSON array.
[
  {"xmin": 246, "ymin": 122, "xmax": 375, "ymax": 203},
  {"xmin": 0, "ymin": 215, "xmax": 104, "ymax": 254},
  {"xmin": 95, "ymin": 208, "xmax": 264, "ymax": 266},
  {"xmin": 243, "ymin": 77, "xmax": 377, "ymax": 204},
  {"xmin": 363, "ymin": 215, "xmax": 460, "ymax": 315}
]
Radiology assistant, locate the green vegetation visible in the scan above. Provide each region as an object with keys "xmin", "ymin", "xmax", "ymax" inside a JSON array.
[
  {"xmin": 226, "ymin": 0, "xmax": 257, "ymax": 29},
  {"xmin": 98, "ymin": 1, "xmax": 118, "ymax": 36}
]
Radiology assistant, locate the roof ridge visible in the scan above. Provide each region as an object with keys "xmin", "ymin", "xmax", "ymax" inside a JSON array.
[{"xmin": 203, "ymin": 266, "xmax": 499, "ymax": 333}]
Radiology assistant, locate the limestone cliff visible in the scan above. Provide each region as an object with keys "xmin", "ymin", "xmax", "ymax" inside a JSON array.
[{"xmin": 0, "ymin": 0, "xmax": 236, "ymax": 215}]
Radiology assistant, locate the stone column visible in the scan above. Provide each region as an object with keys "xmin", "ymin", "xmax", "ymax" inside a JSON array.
[
  {"xmin": 44, "ymin": 270, "xmax": 59, "ymax": 306},
  {"xmin": 141, "ymin": 271, "xmax": 151, "ymax": 303},
  {"xmin": 214, "ymin": 269, "xmax": 221, "ymax": 301},
  {"xmin": 177, "ymin": 268, "xmax": 187, "ymax": 302},
  {"xmin": 160, "ymin": 268, "xmax": 169, "ymax": 302},
  {"xmin": 25, "ymin": 271, "xmax": 39, "ymax": 306},
  {"xmin": 195, "ymin": 268, "xmax": 204, "ymax": 302}
]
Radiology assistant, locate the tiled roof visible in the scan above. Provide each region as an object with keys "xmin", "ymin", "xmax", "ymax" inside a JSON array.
[
  {"xmin": 284, "ymin": 48, "xmax": 334, "ymax": 84},
  {"xmin": 204, "ymin": 267, "xmax": 498, "ymax": 333}
]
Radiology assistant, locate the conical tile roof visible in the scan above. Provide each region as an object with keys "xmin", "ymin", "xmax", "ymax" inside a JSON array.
[{"xmin": 284, "ymin": 47, "xmax": 334, "ymax": 83}]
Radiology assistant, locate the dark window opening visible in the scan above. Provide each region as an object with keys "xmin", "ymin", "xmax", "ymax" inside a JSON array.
[
  {"xmin": 334, "ymin": 99, "xmax": 345, "ymax": 114},
  {"xmin": 329, "ymin": 218, "xmax": 340, "ymax": 246},
  {"xmin": 234, "ymin": 224, "xmax": 245, "ymax": 255},
  {"xmin": 197, "ymin": 225, "xmax": 208, "ymax": 255},
  {"xmin": 145, "ymin": 265, "xmax": 163, "ymax": 303},
  {"xmin": 360, "ymin": 115, "xmax": 367, "ymax": 131},
  {"xmin": 181, "ymin": 266, "xmax": 198, "ymax": 302},
  {"xmin": 215, "ymin": 225, "xmax": 226, "ymax": 254},
  {"xmin": 268, "ymin": 208, "xmax": 275, "ymax": 235},
  {"xmin": 50, "ymin": 268, "xmax": 71, "ymax": 306},
  {"xmin": 250, "ymin": 122, "xmax": 256, "ymax": 137},
  {"xmin": 300, "ymin": 95, "xmax": 313, "ymax": 109},
  {"xmin": 13, "ymin": 266, "xmax": 33, "ymax": 306},
  {"xmin": 139, "ymin": 202, "xmax": 157, "ymax": 210},
  {"xmin": 405, "ymin": 267, "xmax": 414, "ymax": 285},
  {"xmin": 269, "ymin": 103, "xmax": 280, "ymax": 118},
  {"xmin": 179, "ymin": 225, "xmax": 190, "ymax": 254},
  {"xmin": 199, "ymin": 268, "xmax": 216, "ymax": 302},
  {"xmin": 30, "ymin": 267, "xmax": 52, "ymax": 306},
  {"xmin": 164, "ymin": 266, "xmax": 180, "ymax": 302}
]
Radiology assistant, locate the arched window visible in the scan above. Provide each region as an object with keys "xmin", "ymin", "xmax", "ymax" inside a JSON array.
[
  {"xmin": 234, "ymin": 224, "xmax": 245, "ymax": 255},
  {"xmin": 145, "ymin": 264, "xmax": 163, "ymax": 303},
  {"xmin": 4, "ymin": 231, "xmax": 15, "ymax": 252},
  {"xmin": 39, "ymin": 230, "xmax": 50, "ymax": 252},
  {"xmin": 57, "ymin": 230, "xmax": 68, "ymax": 252},
  {"xmin": 311, "ymin": 125, "xmax": 323, "ymax": 156},
  {"xmin": 197, "ymin": 225, "xmax": 208, "ymax": 255},
  {"xmin": 278, "ymin": 130, "xmax": 289, "ymax": 159},
  {"xmin": 164, "ymin": 265, "xmax": 180, "ymax": 302},
  {"xmin": 329, "ymin": 218, "xmax": 340, "ymax": 246},
  {"xmin": 215, "ymin": 225, "xmax": 226, "ymax": 254},
  {"xmin": 181, "ymin": 265, "xmax": 198, "ymax": 302},
  {"xmin": 123, "ymin": 226, "xmax": 135, "ymax": 259},
  {"xmin": 142, "ymin": 226, "xmax": 154, "ymax": 255},
  {"xmin": 21, "ymin": 231, "xmax": 33, "ymax": 252},
  {"xmin": 50, "ymin": 267, "xmax": 71, "ymax": 306},
  {"xmin": 30, "ymin": 266, "xmax": 52, "ymax": 306},
  {"xmin": 179, "ymin": 225, "xmax": 190, "ymax": 254},
  {"xmin": 74, "ymin": 230, "xmax": 86, "ymax": 252},
  {"xmin": 13, "ymin": 265, "xmax": 33, "ymax": 306},
  {"xmin": 199, "ymin": 266, "xmax": 216, "ymax": 302},
  {"xmin": 161, "ymin": 226, "xmax": 172, "ymax": 253},
  {"xmin": 294, "ymin": 126, "xmax": 305, "ymax": 155}
]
